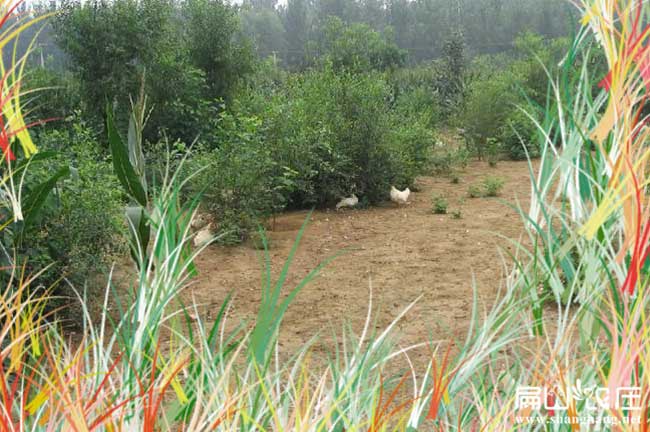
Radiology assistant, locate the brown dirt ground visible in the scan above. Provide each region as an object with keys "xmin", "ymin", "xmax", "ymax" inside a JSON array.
[{"xmin": 184, "ymin": 159, "xmax": 538, "ymax": 369}]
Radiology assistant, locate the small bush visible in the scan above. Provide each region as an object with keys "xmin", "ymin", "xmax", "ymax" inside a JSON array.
[
  {"xmin": 450, "ymin": 209, "xmax": 463, "ymax": 219},
  {"xmin": 431, "ymin": 147, "xmax": 468, "ymax": 176},
  {"xmin": 486, "ymin": 137, "xmax": 501, "ymax": 167},
  {"xmin": 468, "ymin": 184, "xmax": 483, "ymax": 198},
  {"xmin": 483, "ymin": 176, "xmax": 505, "ymax": 197},
  {"xmin": 461, "ymin": 58, "xmax": 514, "ymax": 160},
  {"xmin": 187, "ymin": 113, "xmax": 279, "ymax": 245},
  {"xmin": 432, "ymin": 194, "xmax": 448, "ymax": 214},
  {"xmin": 500, "ymin": 110, "xmax": 539, "ymax": 160}
]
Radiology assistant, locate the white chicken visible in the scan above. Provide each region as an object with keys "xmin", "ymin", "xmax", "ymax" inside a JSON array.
[
  {"xmin": 390, "ymin": 186, "xmax": 411, "ymax": 205},
  {"xmin": 193, "ymin": 223, "xmax": 215, "ymax": 247},
  {"xmin": 336, "ymin": 194, "xmax": 359, "ymax": 210}
]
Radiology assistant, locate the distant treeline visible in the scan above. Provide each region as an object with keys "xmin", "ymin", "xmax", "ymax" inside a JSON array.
[
  {"xmin": 243, "ymin": 0, "xmax": 574, "ymax": 66},
  {"xmin": 15, "ymin": 0, "xmax": 574, "ymax": 70}
]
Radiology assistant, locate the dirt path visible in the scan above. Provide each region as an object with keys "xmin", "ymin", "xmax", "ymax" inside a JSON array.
[{"xmin": 188, "ymin": 160, "xmax": 534, "ymax": 366}]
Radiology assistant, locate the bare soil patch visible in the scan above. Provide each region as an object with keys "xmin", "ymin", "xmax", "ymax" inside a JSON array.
[{"xmin": 187, "ymin": 160, "xmax": 535, "ymax": 367}]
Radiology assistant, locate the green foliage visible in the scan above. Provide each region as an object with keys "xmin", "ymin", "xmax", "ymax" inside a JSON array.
[
  {"xmin": 236, "ymin": 0, "xmax": 572, "ymax": 67},
  {"xmin": 311, "ymin": 17, "xmax": 406, "ymax": 73},
  {"xmin": 467, "ymin": 184, "xmax": 483, "ymax": 198},
  {"xmin": 461, "ymin": 33, "xmax": 565, "ymax": 161},
  {"xmin": 241, "ymin": 6, "xmax": 288, "ymax": 62},
  {"xmin": 183, "ymin": 0, "xmax": 255, "ymax": 100},
  {"xmin": 467, "ymin": 176, "xmax": 505, "ymax": 198},
  {"xmin": 187, "ymin": 67, "xmax": 434, "ymax": 242},
  {"xmin": 24, "ymin": 121, "xmax": 125, "ymax": 285},
  {"xmin": 482, "ymin": 176, "xmax": 505, "ymax": 197},
  {"xmin": 486, "ymin": 137, "xmax": 501, "ymax": 167},
  {"xmin": 438, "ymin": 31, "xmax": 467, "ymax": 115},
  {"xmin": 431, "ymin": 194, "xmax": 448, "ymax": 214},
  {"xmin": 461, "ymin": 58, "xmax": 515, "ymax": 160},
  {"xmin": 23, "ymin": 66, "xmax": 82, "ymax": 124},
  {"xmin": 431, "ymin": 146, "xmax": 469, "ymax": 175},
  {"xmin": 53, "ymin": 0, "xmax": 250, "ymax": 144},
  {"xmin": 450, "ymin": 209, "xmax": 462, "ymax": 219},
  {"xmin": 389, "ymin": 66, "xmax": 442, "ymax": 128},
  {"xmin": 187, "ymin": 113, "xmax": 278, "ymax": 245},
  {"xmin": 500, "ymin": 109, "xmax": 539, "ymax": 160}
]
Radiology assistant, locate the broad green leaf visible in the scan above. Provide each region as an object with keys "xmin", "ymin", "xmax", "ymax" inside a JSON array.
[
  {"xmin": 126, "ymin": 205, "xmax": 150, "ymax": 268},
  {"xmin": 107, "ymin": 106, "xmax": 147, "ymax": 207},
  {"xmin": 22, "ymin": 166, "xmax": 70, "ymax": 230}
]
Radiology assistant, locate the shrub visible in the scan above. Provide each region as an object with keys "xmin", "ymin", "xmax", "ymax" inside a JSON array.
[
  {"xmin": 312, "ymin": 17, "xmax": 406, "ymax": 73},
  {"xmin": 461, "ymin": 59, "xmax": 515, "ymax": 160},
  {"xmin": 188, "ymin": 67, "xmax": 435, "ymax": 242},
  {"xmin": 53, "ymin": 0, "xmax": 251, "ymax": 143},
  {"xmin": 187, "ymin": 113, "xmax": 279, "ymax": 244},
  {"xmin": 431, "ymin": 147, "xmax": 468, "ymax": 176},
  {"xmin": 235, "ymin": 67, "xmax": 433, "ymax": 206},
  {"xmin": 384, "ymin": 116, "xmax": 435, "ymax": 191},
  {"xmin": 25, "ymin": 121, "xmax": 125, "ymax": 286},
  {"xmin": 483, "ymin": 176, "xmax": 505, "ymax": 197},
  {"xmin": 450, "ymin": 209, "xmax": 463, "ymax": 219},
  {"xmin": 23, "ymin": 66, "xmax": 82, "ymax": 124},
  {"xmin": 486, "ymin": 137, "xmax": 501, "ymax": 167},
  {"xmin": 432, "ymin": 194, "xmax": 448, "ymax": 214},
  {"xmin": 391, "ymin": 75, "xmax": 441, "ymax": 128},
  {"xmin": 500, "ymin": 109, "xmax": 539, "ymax": 160},
  {"xmin": 468, "ymin": 184, "xmax": 483, "ymax": 198}
]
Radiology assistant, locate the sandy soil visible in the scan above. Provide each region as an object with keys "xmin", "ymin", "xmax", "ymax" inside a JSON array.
[{"xmin": 186, "ymin": 159, "xmax": 535, "ymax": 367}]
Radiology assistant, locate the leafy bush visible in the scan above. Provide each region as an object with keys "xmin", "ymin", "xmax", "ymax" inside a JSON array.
[
  {"xmin": 389, "ymin": 66, "xmax": 442, "ymax": 127},
  {"xmin": 187, "ymin": 113, "xmax": 279, "ymax": 244},
  {"xmin": 189, "ymin": 67, "xmax": 435, "ymax": 242},
  {"xmin": 486, "ymin": 137, "xmax": 501, "ymax": 167},
  {"xmin": 311, "ymin": 17, "xmax": 406, "ymax": 73},
  {"xmin": 432, "ymin": 194, "xmax": 448, "ymax": 214},
  {"xmin": 467, "ymin": 184, "xmax": 483, "ymax": 198},
  {"xmin": 461, "ymin": 58, "xmax": 515, "ymax": 160},
  {"xmin": 23, "ymin": 66, "xmax": 82, "ymax": 124},
  {"xmin": 392, "ymin": 85, "xmax": 441, "ymax": 128},
  {"xmin": 431, "ymin": 147, "xmax": 469, "ymax": 175},
  {"xmin": 450, "ymin": 209, "xmax": 462, "ymax": 219},
  {"xmin": 53, "ymin": 0, "xmax": 251, "ymax": 144},
  {"xmin": 500, "ymin": 109, "xmax": 539, "ymax": 160},
  {"xmin": 460, "ymin": 33, "xmax": 565, "ymax": 162},
  {"xmin": 483, "ymin": 176, "xmax": 505, "ymax": 197},
  {"xmin": 24, "ymin": 121, "xmax": 125, "ymax": 285}
]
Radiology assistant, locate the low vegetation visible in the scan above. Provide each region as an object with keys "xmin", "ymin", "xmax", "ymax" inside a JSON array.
[{"xmin": 431, "ymin": 193, "xmax": 449, "ymax": 214}]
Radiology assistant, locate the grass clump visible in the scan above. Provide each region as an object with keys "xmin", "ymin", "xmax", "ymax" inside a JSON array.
[
  {"xmin": 467, "ymin": 184, "xmax": 483, "ymax": 198},
  {"xmin": 483, "ymin": 176, "xmax": 505, "ymax": 197},
  {"xmin": 432, "ymin": 194, "xmax": 448, "ymax": 214},
  {"xmin": 467, "ymin": 176, "xmax": 505, "ymax": 198}
]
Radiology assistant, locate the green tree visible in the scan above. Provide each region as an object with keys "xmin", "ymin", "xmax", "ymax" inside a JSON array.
[
  {"xmin": 282, "ymin": 0, "xmax": 310, "ymax": 69},
  {"xmin": 54, "ymin": 0, "xmax": 177, "ymax": 123},
  {"xmin": 241, "ymin": 6, "xmax": 288, "ymax": 63},
  {"xmin": 313, "ymin": 17, "xmax": 406, "ymax": 73},
  {"xmin": 183, "ymin": 0, "xmax": 255, "ymax": 101},
  {"xmin": 55, "ymin": 0, "xmax": 254, "ymax": 143}
]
